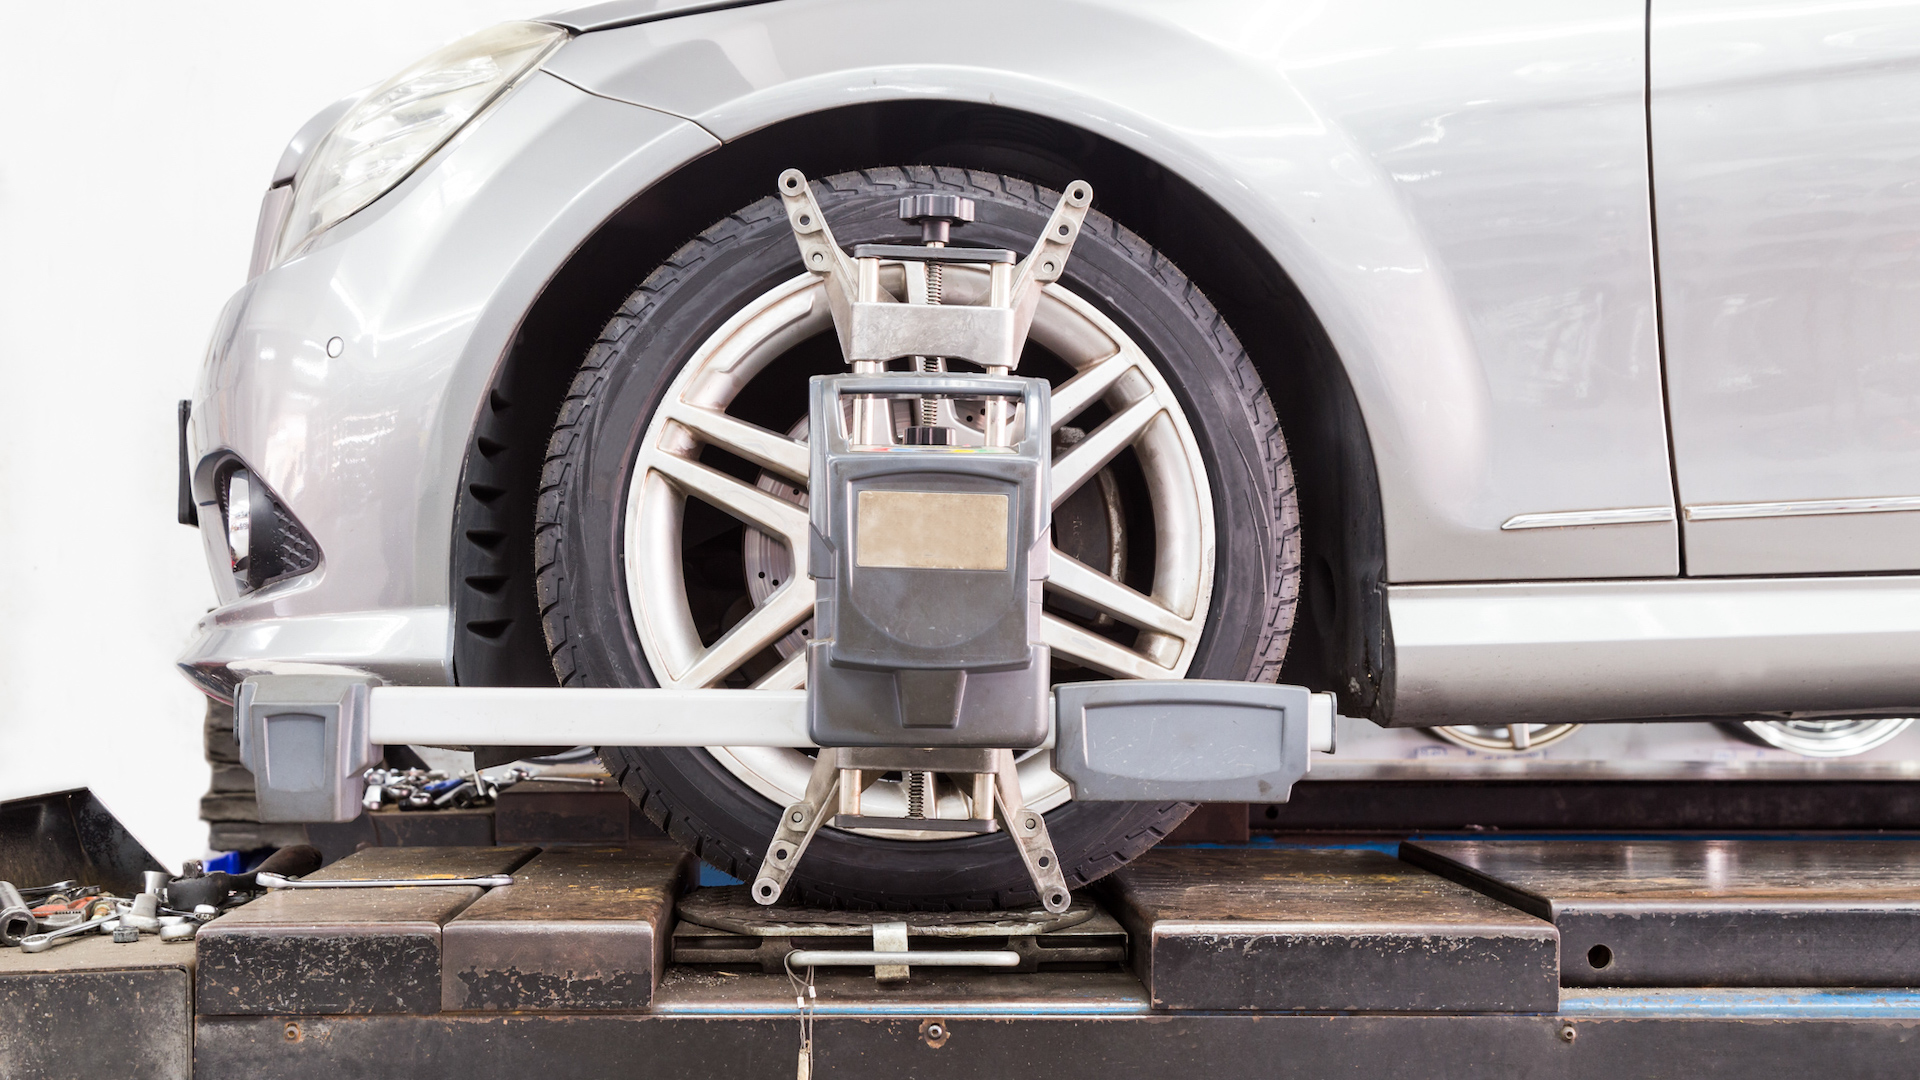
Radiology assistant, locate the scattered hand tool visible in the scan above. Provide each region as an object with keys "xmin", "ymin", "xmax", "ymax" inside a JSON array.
[
  {"xmin": 0, "ymin": 883, "xmax": 31, "ymax": 946},
  {"xmin": 362, "ymin": 764, "xmax": 605, "ymax": 812},
  {"xmin": 255, "ymin": 872, "xmax": 514, "ymax": 890},
  {"xmin": 20, "ymin": 913, "xmax": 119, "ymax": 953},
  {"xmin": 167, "ymin": 844, "xmax": 323, "ymax": 910},
  {"xmin": 15, "ymin": 880, "xmax": 80, "ymax": 900},
  {"xmin": 121, "ymin": 892, "xmax": 162, "ymax": 934}
]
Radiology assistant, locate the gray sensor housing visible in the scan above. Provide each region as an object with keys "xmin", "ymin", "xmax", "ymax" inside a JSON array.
[
  {"xmin": 1052, "ymin": 680, "xmax": 1316, "ymax": 802},
  {"xmin": 236, "ymin": 674, "xmax": 378, "ymax": 822},
  {"xmin": 805, "ymin": 372, "xmax": 1052, "ymax": 748}
]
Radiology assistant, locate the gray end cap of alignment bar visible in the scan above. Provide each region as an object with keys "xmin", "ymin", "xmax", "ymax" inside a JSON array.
[
  {"xmin": 1052, "ymin": 680, "xmax": 1312, "ymax": 802},
  {"xmin": 236, "ymin": 674, "xmax": 380, "ymax": 823}
]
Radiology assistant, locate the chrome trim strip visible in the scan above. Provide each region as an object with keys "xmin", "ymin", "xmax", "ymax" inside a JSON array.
[
  {"xmin": 1500, "ymin": 506, "xmax": 1675, "ymax": 530},
  {"xmin": 1684, "ymin": 494, "xmax": 1920, "ymax": 521},
  {"xmin": 1387, "ymin": 576, "xmax": 1920, "ymax": 726}
]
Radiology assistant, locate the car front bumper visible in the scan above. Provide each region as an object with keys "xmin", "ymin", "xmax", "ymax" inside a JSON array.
[{"xmin": 178, "ymin": 69, "xmax": 717, "ymax": 699}]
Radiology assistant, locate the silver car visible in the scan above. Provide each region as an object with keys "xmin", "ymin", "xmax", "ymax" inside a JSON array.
[{"xmin": 182, "ymin": 0, "xmax": 1920, "ymax": 906}]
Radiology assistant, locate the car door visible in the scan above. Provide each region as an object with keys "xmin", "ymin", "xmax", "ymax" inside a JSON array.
[{"xmin": 1652, "ymin": 0, "xmax": 1920, "ymax": 575}]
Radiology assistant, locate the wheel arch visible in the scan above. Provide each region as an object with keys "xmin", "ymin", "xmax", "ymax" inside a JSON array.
[{"xmin": 452, "ymin": 100, "xmax": 1394, "ymax": 720}]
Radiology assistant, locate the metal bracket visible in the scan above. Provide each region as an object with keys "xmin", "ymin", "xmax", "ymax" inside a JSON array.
[
  {"xmin": 1008, "ymin": 179, "xmax": 1093, "ymax": 354},
  {"xmin": 830, "ymin": 747, "xmax": 1000, "ymax": 834},
  {"xmin": 778, "ymin": 169, "xmax": 880, "ymax": 359},
  {"xmin": 872, "ymin": 920, "xmax": 909, "ymax": 986},
  {"xmin": 990, "ymin": 749, "xmax": 1072, "ymax": 913},
  {"xmin": 779, "ymin": 169, "xmax": 1093, "ymax": 374},
  {"xmin": 751, "ymin": 749, "xmax": 842, "ymax": 905},
  {"xmin": 750, "ymin": 746, "xmax": 1070, "ymax": 914}
]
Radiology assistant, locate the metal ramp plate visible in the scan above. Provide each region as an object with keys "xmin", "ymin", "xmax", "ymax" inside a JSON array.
[
  {"xmin": 1402, "ymin": 838, "xmax": 1920, "ymax": 987},
  {"xmin": 441, "ymin": 844, "xmax": 690, "ymax": 1011},
  {"xmin": 196, "ymin": 846, "xmax": 536, "ymax": 1015},
  {"xmin": 1102, "ymin": 847, "xmax": 1560, "ymax": 1011}
]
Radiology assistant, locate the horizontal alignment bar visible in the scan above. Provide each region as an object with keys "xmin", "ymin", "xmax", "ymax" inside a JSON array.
[
  {"xmin": 369, "ymin": 685, "xmax": 1336, "ymax": 759},
  {"xmin": 370, "ymin": 686, "xmax": 817, "ymax": 747}
]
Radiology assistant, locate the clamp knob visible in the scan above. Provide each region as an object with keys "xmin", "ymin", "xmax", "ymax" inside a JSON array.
[{"xmin": 899, "ymin": 193, "xmax": 975, "ymax": 244}]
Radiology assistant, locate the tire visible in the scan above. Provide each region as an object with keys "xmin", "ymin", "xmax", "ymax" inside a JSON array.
[{"xmin": 536, "ymin": 166, "xmax": 1299, "ymax": 909}]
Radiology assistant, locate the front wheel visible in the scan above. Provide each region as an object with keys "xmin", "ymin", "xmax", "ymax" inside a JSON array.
[{"xmin": 535, "ymin": 167, "xmax": 1299, "ymax": 908}]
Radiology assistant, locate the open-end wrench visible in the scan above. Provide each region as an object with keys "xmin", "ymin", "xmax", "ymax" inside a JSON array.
[
  {"xmin": 255, "ymin": 873, "xmax": 513, "ymax": 890},
  {"xmin": 17, "ymin": 880, "xmax": 80, "ymax": 900},
  {"xmin": 20, "ymin": 913, "xmax": 118, "ymax": 953}
]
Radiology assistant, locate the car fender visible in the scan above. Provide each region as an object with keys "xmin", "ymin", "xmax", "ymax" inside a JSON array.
[{"xmin": 546, "ymin": 0, "xmax": 1678, "ymax": 582}]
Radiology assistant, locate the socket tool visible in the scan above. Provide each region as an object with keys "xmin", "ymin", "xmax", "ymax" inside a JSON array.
[{"xmin": 0, "ymin": 882, "xmax": 31, "ymax": 946}]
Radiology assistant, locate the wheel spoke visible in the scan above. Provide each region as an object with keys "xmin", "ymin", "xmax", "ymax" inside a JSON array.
[
  {"xmin": 1041, "ymin": 613, "xmax": 1178, "ymax": 681},
  {"xmin": 675, "ymin": 581, "xmax": 815, "ymax": 688},
  {"xmin": 751, "ymin": 648, "xmax": 808, "ymax": 691},
  {"xmin": 664, "ymin": 403, "xmax": 811, "ymax": 483},
  {"xmin": 644, "ymin": 450, "xmax": 811, "ymax": 548},
  {"xmin": 1047, "ymin": 550, "xmax": 1199, "ymax": 637},
  {"xmin": 1049, "ymin": 350, "xmax": 1137, "ymax": 430},
  {"xmin": 1051, "ymin": 395, "xmax": 1163, "ymax": 507}
]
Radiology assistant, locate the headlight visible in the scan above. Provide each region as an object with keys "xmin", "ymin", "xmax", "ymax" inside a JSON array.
[{"xmin": 274, "ymin": 21, "xmax": 567, "ymax": 264}]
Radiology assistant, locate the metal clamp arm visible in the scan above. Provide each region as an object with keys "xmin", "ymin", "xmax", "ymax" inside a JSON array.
[
  {"xmin": 992, "ymin": 750, "xmax": 1072, "ymax": 913},
  {"xmin": 778, "ymin": 170, "xmax": 1092, "ymax": 374},
  {"xmin": 1008, "ymin": 181, "xmax": 1094, "ymax": 351},
  {"xmin": 752, "ymin": 748, "xmax": 843, "ymax": 905},
  {"xmin": 779, "ymin": 169, "xmax": 888, "ymax": 356}
]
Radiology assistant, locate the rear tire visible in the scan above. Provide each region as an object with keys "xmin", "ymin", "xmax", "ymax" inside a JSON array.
[{"xmin": 537, "ymin": 167, "xmax": 1299, "ymax": 908}]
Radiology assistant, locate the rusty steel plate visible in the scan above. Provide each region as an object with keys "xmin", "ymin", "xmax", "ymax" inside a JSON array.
[
  {"xmin": 1403, "ymin": 838, "xmax": 1920, "ymax": 988},
  {"xmin": 1103, "ymin": 846, "xmax": 1560, "ymax": 1012},
  {"xmin": 195, "ymin": 846, "xmax": 537, "ymax": 1016},
  {"xmin": 441, "ymin": 843, "xmax": 692, "ymax": 1011}
]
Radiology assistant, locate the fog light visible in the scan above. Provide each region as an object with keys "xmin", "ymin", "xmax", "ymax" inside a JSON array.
[
  {"xmin": 225, "ymin": 471, "xmax": 254, "ymax": 574},
  {"xmin": 218, "ymin": 464, "xmax": 320, "ymax": 593}
]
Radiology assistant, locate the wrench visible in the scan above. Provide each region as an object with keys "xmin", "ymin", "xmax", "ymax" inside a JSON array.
[
  {"xmin": 20, "ymin": 913, "xmax": 118, "ymax": 953},
  {"xmin": 255, "ymin": 873, "xmax": 513, "ymax": 890}
]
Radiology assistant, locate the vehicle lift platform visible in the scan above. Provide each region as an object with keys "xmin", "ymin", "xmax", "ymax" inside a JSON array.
[{"xmin": 8, "ymin": 829, "xmax": 1920, "ymax": 1078}]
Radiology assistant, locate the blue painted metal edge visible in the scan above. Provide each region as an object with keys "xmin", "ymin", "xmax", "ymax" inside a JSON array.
[
  {"xmin": 1560, "ymin": 988, "xmax": 1920, "ymax": 1019},
  {"xmin": 654, "ymin": 992, "xmax": 1920, "ymax": 1019},
  {"xmin": 653, "ymin": 989, "xmax": 1920, "ymax": 1019}
]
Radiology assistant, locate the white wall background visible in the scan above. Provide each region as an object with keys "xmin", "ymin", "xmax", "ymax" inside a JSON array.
[{"xmin": 0, "ymin": 2, "xmax": 539, "ymax": 870}]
